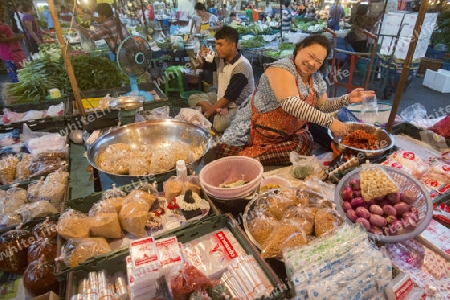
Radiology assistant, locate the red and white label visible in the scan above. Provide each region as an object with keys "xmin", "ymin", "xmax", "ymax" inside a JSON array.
[
  {"xmin": 130, "ymin": 237, "xmax": 159, "ymax": 269},
  {"xmin": 394, "ymin": 278, "xmax": 414, "ymax": 300},
  {"xmin": 402, "ymin": 151, "xmax": 416, "ymax": 161}
]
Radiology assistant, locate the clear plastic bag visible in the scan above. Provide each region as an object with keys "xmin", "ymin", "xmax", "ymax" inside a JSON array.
[
  {"xmin": 400, "ymin": 103, "xmax": 427, "ymax": 123},
  {"xmin": 33, "ymin": 218, "xmax": 58, "ymax": 240},
  {"xmin": 289, "ymin": 152, "xmax": 322, "ymax": 180},
  {"xmin": 361, "ymin": 94, "xmax": 378, "ymax": 114},
  {"xmin": 44, "ymin": 169, "xmax": 70, "ymax": 186},
  {"xmin": 2, "ymin": 185, "xmax": 27, "ymax": 214},
  {"xmin": 27, "ymin": 178, "xmax": 45, "ymax": 202},
  {"xmin": 0, "ymin": 229, "xmax": 33, "ymax": 274},
  {"xmin": 15, "ymin": 154, "xmax": 33, "ymax": 181},
  {"xmin": 101, "ymin": 183, "xmax": 126, "ymax": 200},
  {"xmin": 164, "ymin": 176, "xmax": 184, "ymax": 201},
  {"xmin": 90, "ymin": 212, "xmax": 123, "ymax": 239},
  {"xmin": 183, "ymin": 175, "xmax": 202, "ymax": 196},
  {"xmin": 39, "ymin": 181, "xmax": 66, "ymax": 208},
  {"xmin": 170, "ymin": 264, "xmax": 212, "ymax": 300},
  {"xmin": 360, "ymin": 162, "xmax": 400, "ymax": 200},
  {"xmin": 60, "ymin": 237, "xmax": 111, "ymax": 267},
  {"xmin": 23, "ymin": 254, "xmax": 59, "ymax": 297},
  {"xmin": 56, "ymin": 209, "xmax": 91, "ymax": 240},
  {"xmin": 16, "ymin": 201, "xmax": 58, "ymax": 223},
  {"xmin": 0, "ymin": 155, "xmax": 19, "ymax": 185},
  {"xmin": 119, "ymin": 197, "xmax": 150, "ymax": 237}
]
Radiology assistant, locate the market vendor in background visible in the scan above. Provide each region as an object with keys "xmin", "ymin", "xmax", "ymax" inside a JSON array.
[
  {"xmin": 281, "ymin": 0, "xmax": 294, "ymax": 33},
  {"xmin": 188, "ymin": 25, "xmax": 254, "ymax": 132},
  {"xmin": 0, "ymin": 14, "xmax": 26, "ymax": 82},
  {"xmin": 216, "ymin": 35, "xmax": 374, "ymax": 165},
  {"xmin": 76, "ymin": 3, "xmax": 129, "ymax": 57},
  {"xmin": 22, "ymin": 2, "xmax": 50, "ymax": 54},
  {"xmin": 190, "ymin": 3, "xmax": 219, "ymax": 36}
]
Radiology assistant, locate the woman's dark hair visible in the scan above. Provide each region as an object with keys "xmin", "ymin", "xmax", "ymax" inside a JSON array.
[
  {"xmin": 215, "ymin": 25, "xmax": 238, "ymax": 46},
  {"xmin": 95, "ymin": 3, "xmax": 113, "ymax": 18},
  {"xmin": 195, "ymin": 3, "xmax": 207, "ymax": 11},
  {"xmin": 293, "ymin": 35, "xmax": 331, "ymax": 73},
  {"xmin": 356, "ymin": 4, "xmax": 368, "ymax": 16},
  {"xmin": 22, "ymin": 2, "xmax": 33, "ymax": 12}
]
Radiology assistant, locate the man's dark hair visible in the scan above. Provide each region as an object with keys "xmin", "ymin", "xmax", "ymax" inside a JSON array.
[
  {"xmin": 293, "ymin": 35, "xmax": 331, "ymax": 73},
  {"xmin": 215, "ymin": 25, "xmax": 238, "ymax": 45},
  {"xmin": 95, "ymin": 3, "xmax": 113, "ymax": 18},
  {"xmin": 194, "ymin": 2, "xmax": 206, "ymax": 11},
  {"xmin": 230, "ymin": 12, "xmax": 236, "ymax": 17},
  {"xmin": 285, "ymin": 0, "xmax": 291, "ymax": 7}
]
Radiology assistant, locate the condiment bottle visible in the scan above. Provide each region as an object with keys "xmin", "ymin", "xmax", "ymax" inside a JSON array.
[{"xmin": 176, "ymin": 160, "xmax": 187, "ymax": 182}]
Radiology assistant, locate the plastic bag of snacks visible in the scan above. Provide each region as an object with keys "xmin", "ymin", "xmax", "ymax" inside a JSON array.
[
  {"xmin": 27, "ymin": 177, "xmax": 44, "ymax": 202},
  {"xmin": 23, "ymin": 254, "xmax": 59, "ymax": 296},
  {"xmin": 119, "ymin": 197, "xmax": 150, "ymax": 237},
  {"xmin": 290, "ymin": 152, "xmax": 322, "ymax": 180},
  {"xmin": 101, "ymin": 183, "xmax": 126, "ymax": 199},
  {"xmin": 0, "ymin": 155, "xmax": 19, "ymax": 184},
  {"xmin": 60, "ymin": 238, "xmax": 111, "ymax": 268},
  {"xmin": 1, "ymin": 185, "xmax": 27, "ymax": 214},
  {"xmin": 89, "ymin": 211, "xmax": 123, "ymax": 239},
  {"xmin": 164, "ymin": 176, "xmax": 184, "ymax": 201},
  {"xmin": 56, "ymin": 209, "xmax": 91, "ymax": 240},
  {"xmin": 27, "ymin": 238, "xmax": 57, "ymax": 263},
  {"xmin": 0, "ymin": 229, "xmax": 33, "ymax": 274},
  {"xmin": 359, "ymin": 162, "xmax": 399, "ymax": 201},
  {"xmin": 170, "ymin": 264, "xmax": 212, "ymax": 300},
  {"xmin": 15, "ymin": 154, "xmax": 32, "ymax": 181}
]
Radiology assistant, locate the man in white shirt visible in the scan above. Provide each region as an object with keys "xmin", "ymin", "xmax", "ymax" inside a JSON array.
[{"xmin": 264, "ymin": 2, "xmax": 273, "ymax": 18}]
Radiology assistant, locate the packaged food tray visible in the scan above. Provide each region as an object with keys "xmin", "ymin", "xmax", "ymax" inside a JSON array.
[{"xmin": 64, "ymin": 214, "xmax": 285, "ymax": 299}]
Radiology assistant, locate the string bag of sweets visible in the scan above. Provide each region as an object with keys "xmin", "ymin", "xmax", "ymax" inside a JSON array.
[{"xmin": 56, "ymin": 209, "xmax": 91, "ymax": 240}]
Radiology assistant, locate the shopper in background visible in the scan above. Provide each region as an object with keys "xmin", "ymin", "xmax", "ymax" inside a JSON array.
[
  {"xmin": 245, "ymin": 5, "xmax": 253, "ymax": 23},
  {"xmin": 217, "ymin": 35, "xmax": 373, "ymax": 165},
  {"xmin": 264, "ymin": 1, "xmax": 273, "ymax": 18},
  {"xmin": 147, "ymin": 4, "xmax": 155, "ymax": 21},
  {"xmin": 188, "ymin": 25, "xmax": 255, "ymax": 132},
  {"xmin": 0, "ymin": 18, "xmax": 26, "ymax": 82},
  {"xmin": 21, "ymin": 2, "xmax": 44, "ymax": 54},
  {"xmin": 219, "ymin": 4, "xmax": 230, "ymax": 23},
  {"xmin": 192, "ymin": 2, "xmax": 219, "ymax": 35},
  {"xmin": 305, "ymin": 7, "xmax": 317, "ymax": 20},
  {"xmin": 43, "ymin": 5, "xmax": 54, "ymax": 30},
  {"xmin": 327, "ymin": 0, "xmax": 345, "ymax": 30},
  {"xmin": 208, "ymin": 3, "xmax": 218, "ymax": 16},
  {"xmin": 229, "ymin": 12, "xmax": 241, "ymax": 26},
  {"xmin": 12, "ymin": 2, "xmax": 29, "ymax": 59},
  {"xmin": 281, "ymin": 0, "xmax": 293, "ymax": 33},
  {"xmin": 76, "ymin": 3, "xmax": 129, "ymax": 56}
]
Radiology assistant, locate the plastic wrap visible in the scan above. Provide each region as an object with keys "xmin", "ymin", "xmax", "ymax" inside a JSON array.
[
  {"xmin": 97, "ymin": 197, "xmax": 125, "ymax": 214},
  {"xmin": 125, "ymin": 189, "xmax": 157, "ymax": 208},
  {"xmin": 284, "ymin": 225, "xmax": 391, "ymax": 299},
  {"xmin": 44, "ymin": 169, "xmax": 70, "ymax": 185},
  {"xmin": 0, "ymin": 213, "xmax": 22, "ymax": 229},
  {"xmin": 314, "ymin": 208, "xmax": 342, "ymax": 237},
  {"xmin": 101, "ymin": 183, "xmax": 126, "ymax": 200},
  {"xmin": 129, "ymin": 151, "xmax": 152, "ymax": 175},
  {"xmin": 56, "ymin": 209, "xmax": 91, "ymax": 240},
  {"xmin": 0, "ymin": 155, "xmax": 19, "ymax": 184},
  {"xmin": 290, "ymin": 152, "xmax": 322, "ymax": 180},
  {"xmin": 170, "ymin": 264, "xmax": 212, "ymax": 300},
  {"xmin": 23, "ymin": 255, "xmax": 59, "ymax": 296},
  {"xmin": 383, "ymin": 239, "xmax": 450, "ymax": 299},
  {"xmin": 96, "ymin": 143, "xmax": 130, "ymax": 175},
  {"xmin": 164, "ymin": 176, "xmax": 184, "ymax": 201},
  {"xmin": 61, "ymin": 238, "xmax": 111, "ymax": 268},
  {"xmin": 381, "ymin": 150, "xmax": 430, "ymax": 179},
  {"xmin": 16, "ymin": 201, "xmax": 59, "ymax": 223},
  {"xmin": 247, "ymin": 211, "xmax": 279, "ymax": 246},
  {"xmin": 119, "ymin": 197, "xmax": 150, "ymax": 237},
  {"xmin": 183, "ymin": 175, "xmax": 202, "ymax": 195},
  {"xmin": 360, "ymin": 162, "xmax": 400, "ymax": 200},
  {"xmin": 29, "ymin": 160, "xmax": 67, "ymax": 178},
  {"xmin": 261, "ymin": 219, "xmax": 309, "ymax": 259},
  {"xmin": 27, "ymin": 238, "xmax": 57, "ymax": 263},
  {"xmin": 282, "ymin": 206, "xmax": 315, "ymax": 235},
  {"xmin": 0, "ymin": 229, "xmax": 33, "ymax": 274},
  {"xmin": 33, "ymin": 218, "xmax": 57, "ymax": 239},
  {"xmin": 39, "ymin": 180, "xmax": 66, "ymax": 207},
  {"xmin": 26, "ymin": 133, "xmax": 67, "ymax": 156},
  {"xmin": 27, "ymin": 177, "xmax": 45, "ymax": 202},
  {"xmin": 15, "ymin": 154, "xmax": 32, "ymax": 181},
  {"xmin": 429, "ymin": 115, "xmax": 450, "ymax": 138},
  {"xmin": 88, "ymin": 200, "xmax": 117, "ymax": 217},
  {"xmin": 1, "ymin": 185, "xmax": 27, "ymax": 214},
  {"xmin": 90, "ymin": 212, "xmax": 123, "ymax": 239}
]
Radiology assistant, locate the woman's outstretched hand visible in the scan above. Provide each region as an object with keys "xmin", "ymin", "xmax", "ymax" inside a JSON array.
[
  {"xmin": 349, "ymin": 88, "xmax": 376, "ymax": 103},
  {"xmin": 329, "ymin": 119, "xmax": 348, "ymax": 137}
]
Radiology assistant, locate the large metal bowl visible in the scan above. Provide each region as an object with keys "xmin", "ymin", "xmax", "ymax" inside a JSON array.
[
  {"xmin": 86, "ymin": 119, "xmax": 213, "ymax": 189},
  {"xmin": 328, "ymin": 122, "xmax": 395, "ymax": 158}
]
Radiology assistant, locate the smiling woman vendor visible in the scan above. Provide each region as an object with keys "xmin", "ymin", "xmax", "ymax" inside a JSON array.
[{"xmin": 216, "ymin": 35, "xmax": 374, "ymax": 165}]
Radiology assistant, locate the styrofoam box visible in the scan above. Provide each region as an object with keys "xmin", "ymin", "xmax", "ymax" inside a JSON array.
[{"xmin": 423, "ymin": 69, "xmax": 450, "ymax": 93}]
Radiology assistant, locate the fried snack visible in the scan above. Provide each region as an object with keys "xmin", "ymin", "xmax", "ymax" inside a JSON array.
[
  {"xmin": 283, "ymin": 206, "xmax": 315, "ymax": 235},
  {"xmin": 0, "ymin": 155, "xmax": 19, "ymax": 184},
  {"xmin": 314, "ymin": 208, "xmax": 342, "ymax": 237},
  {"xmin": 125, "ymin": 189, "xmax": 157, "ymax": 208},
  {"xmin": 15, "ymin": 154, "xmax": 32, "ymax": 181},
  {"xmin": 261, "ymin": 220, "xmax": 308, "ymax": 259},
  {"xmin": 260, "ymin": 192, "xmax": 296, "ymax": 220},
  {"xmin": 342, "ymin": 130, "xmax": 378, "ymax": 150},
  {"xmin": 97, "ymin": 143, "xmax": 130, "ymax": 175},
  {"xmin": 63, "ymin": 238, "xmax": 111, "ymax": 267},
  {"xmin": 90, "ymin": 212, "xmax": 123, "ymax": 239},
  {"xmin": 119, "ymin": 198, "xmax": 150, "ymax": 237},
  {"xmin": 56, "ymin": 210, "xmax": 91, "ymax": 240},
  {"xmin": 129, "ymin": 151, "xmax": 151, "ymax": 175},
  {"xmin": 248, "ymin": 213, "xmax": 278, "ymax": 245}
]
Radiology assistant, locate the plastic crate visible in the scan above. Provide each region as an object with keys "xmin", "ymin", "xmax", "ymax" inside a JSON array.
[
  {"xmin": 442, "ymin": 61, "xmax": 450, "ymax": 71},
  {"xmin": 57, "ymin": 183, "xmax": 220, "ymax": 280},
  {"xmin": 64, "ymin": 214, "xmax": 284, "ymax": 299},
  {"xmin": 426, "ymin": 47, "xmax": 447, "ymax": 60}
]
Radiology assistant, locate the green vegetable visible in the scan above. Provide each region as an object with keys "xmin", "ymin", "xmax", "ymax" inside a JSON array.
[
  {"xmin": 240, "ymin": 36, "xmax": 265, "ymax": 49},
  {"xmin": 292, "ymin": 166, "xmax": 314, "ymax": 180}
]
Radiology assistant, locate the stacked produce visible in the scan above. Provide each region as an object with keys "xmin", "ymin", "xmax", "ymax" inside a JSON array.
[{"xmin": 340, "ymin": 163, "xmax": 427, "ymax": 237}]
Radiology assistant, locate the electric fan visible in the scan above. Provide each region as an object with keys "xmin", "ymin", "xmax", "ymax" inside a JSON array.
[{"xmin": 117, "ymin": 35, "xmax": 154, "ymax": 101}]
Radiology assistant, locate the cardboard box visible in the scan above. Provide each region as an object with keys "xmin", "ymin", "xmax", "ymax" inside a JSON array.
[{"xmin": 32, "ymin": 291, "xmax": 61, "ymax": 300}]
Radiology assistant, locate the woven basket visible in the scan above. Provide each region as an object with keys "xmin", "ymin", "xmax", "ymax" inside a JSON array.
[
  {"xmin": 347, "ymin": 102, "xmax": 392, "ymax": 125},
  {"xmin": 199, "ymin": 156, "xmax": 264, "ymax": 199}
]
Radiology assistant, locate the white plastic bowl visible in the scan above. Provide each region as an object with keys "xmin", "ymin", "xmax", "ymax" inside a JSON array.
[
  {"xmin": 259, "ymin": 176, "xmax": 291, "ymax": 192},
  {"xmin": 335, "ymin": 166, "xmax": 433, "ymax": 243}
]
